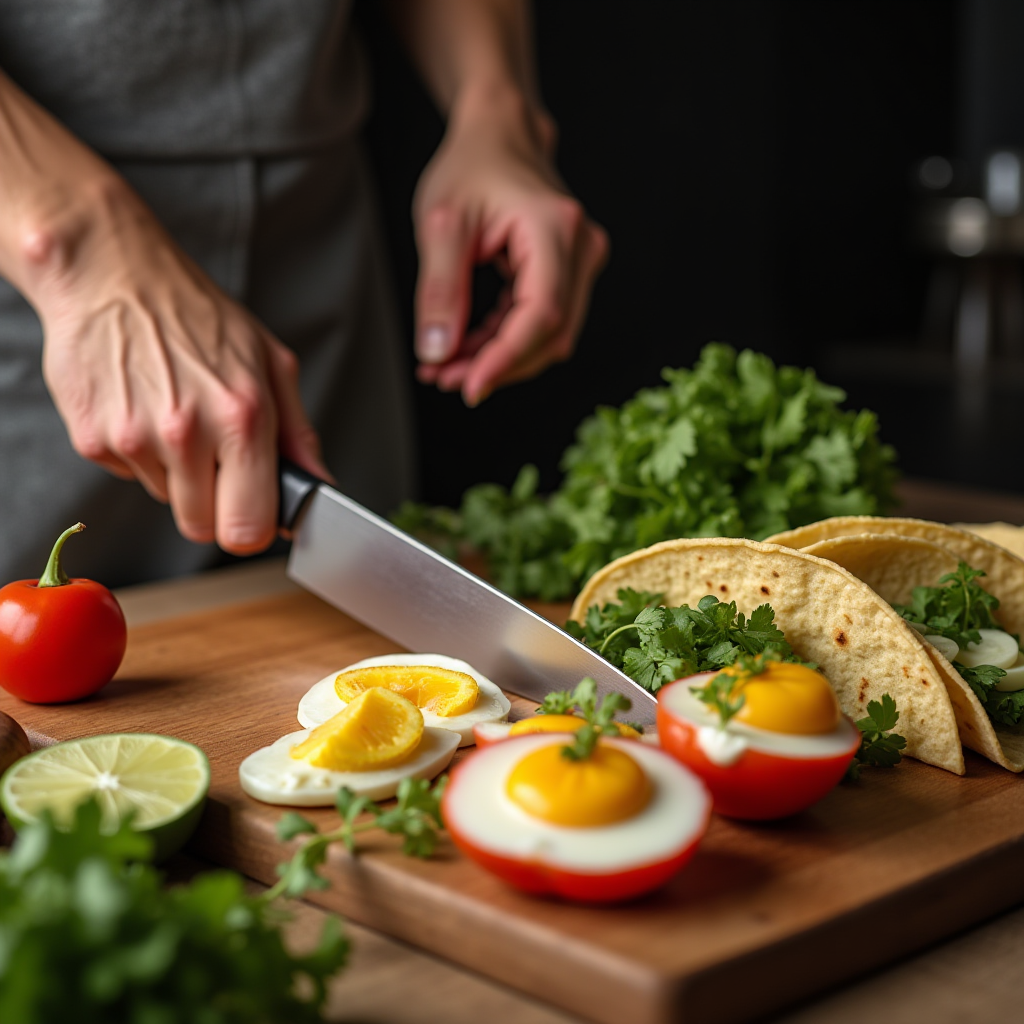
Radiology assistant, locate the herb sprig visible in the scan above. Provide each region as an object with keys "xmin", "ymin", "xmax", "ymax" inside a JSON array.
[
  {"xmin": 566, "ymin": 588, "xmax": 799, "ymax": 694},
  {"xmin": 395, "ymin": 344, "xmax": 897, "ymax": 599},
  {"xmin": 847, "ymin": 695, "xmax": 907, "ymax": 780},
  {"xmin": 538, "ymin": 677, "xmax": 633, "ymax": 761},
  {"xmin": 689, "ymin": 651, "xmax": 781, "ymax": 727},
  {"xmin": 894, "ymin": 562, "xmax": 1004, "ymax": 649},
  {"xmin": 268, "ymin": 776, "xmax": 448, "ymax": 900}
]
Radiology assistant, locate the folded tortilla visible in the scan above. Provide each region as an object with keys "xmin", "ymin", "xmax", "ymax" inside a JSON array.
[
  {"xmin": 773, "ymin": 530, "xmax": 1024, "ymax": 773},
  {"xmin": 766, "ymin": 516, "xmax": 1024, "ymax": 638},
  {"xmin": 571, "ymin": 537, "xmax": 965, "ymax": 774}
]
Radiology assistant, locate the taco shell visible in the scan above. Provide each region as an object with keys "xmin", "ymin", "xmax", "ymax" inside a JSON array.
[
  {"xmin": 571, "ymin": 537, "xmax": 965, "ymax": 774},
  {"xmin": 765, "ymin": 516, "xmax": 1024, "ymax": 638},
  {"xmin": 791, "ymin": 532, "xmax": 1024, "ymax": 773}
]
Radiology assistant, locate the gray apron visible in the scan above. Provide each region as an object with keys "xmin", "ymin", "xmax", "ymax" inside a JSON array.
[{"xmin": 0, "ymin": 0, "xmax": 415, "ymax": 587}]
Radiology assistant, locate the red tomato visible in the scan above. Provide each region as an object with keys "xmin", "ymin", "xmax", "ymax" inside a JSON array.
[
  {"xmin": 445, "ymin": 818, "xmax": 703, "ymax": 903},
  {"xmin": 442, "ymin": 734, "xmax": 710, "ymax": 903},
  {"xmin": 657, "ymin": 675, "xmax": 860, "ymax": 821},
  {"xmin": 0, "ymin": 524, "xmax": 126, "ymax": 704}
]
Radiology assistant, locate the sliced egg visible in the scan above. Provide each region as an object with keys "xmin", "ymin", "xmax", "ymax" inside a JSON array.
[
  {"xmin": 298, "ymin": 654, "xmax": 510, "ymax": 747},
  {"xmin": 995, "ymin": 652, "xmax": 1024, "ymax": 692},
  {"xmin": 239, "ymin": 726, "xmax": 459, "ymax": 806},
  {"xmin": 443, "ymin": 734, "xmax": 709, "ymax": 882},
  {"xmin": 956, "ymin": 628, "xmax": 1020, "ymax": 670},
  {"xmin": 472, "ymin": 716, "xmax": 647, "ymax": 747}
]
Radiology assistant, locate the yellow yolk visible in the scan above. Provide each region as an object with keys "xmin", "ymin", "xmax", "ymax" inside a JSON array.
[
  {"xmin": 505, "ymin": 742, "xmax": 652, "ymax": 827},
  {"xmin": 334, "ymin": 664, "xmax": 479, "ymax": 718},
  {"xmin": 508, "ymin": 715, "xmax": 643, "ymax": 740},
  {"xmin": 290, "ymin": 687, "xmax": 424, "ymax": 770},
  {"xmin": 729, "ymin": 662, "xmax": 839, "ymax": 735}
]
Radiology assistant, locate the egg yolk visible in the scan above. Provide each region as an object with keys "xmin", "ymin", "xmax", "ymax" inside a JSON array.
[
  {"xmin": 505, "ymin": 743, "xmax": 651, "ymax": 827},
  {"xmin": 508, "ymin": 715, "xmax": 643, "ymax": 740},
  {"xmin": 334, "ymin": 665, "xmax": 478, "ymax": 718},
  {"xmin": 728, "ymin": 661, "xmax": 839, "ymax": 735}
]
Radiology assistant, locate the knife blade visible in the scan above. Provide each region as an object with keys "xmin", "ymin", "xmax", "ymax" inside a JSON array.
[{"xmin": 280, "ymin": 462, "xmax": 658, "ymax": 725}]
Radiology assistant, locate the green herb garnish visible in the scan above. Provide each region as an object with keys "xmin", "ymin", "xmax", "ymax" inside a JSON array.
[
  {"xmin": 894, "ymin": 563, "xmax": 1024, "ymax": 725},
  {"xmin": 566, "ymin": 588, "xmax": 798, "ymax": 694},
  {"xmin": 894, "ymin": 562, "xmax": 1004, "ymax": 649},
  {"xmin": 847, "ymin": 694, "xmax": 907, "ymax": 780},
  {"xmin": 269, "ymin": 776, "xmax": 447, "ymax": 899},
  {"xmin": 688, "ymin": 650, "xmax": 782, "ymax": 727},
  {"xmin": 0, "ymin": 799, "xmax": 349, "ymax": 1022},
  {"xmin": 537, "ymin": 677, "xmax": 633, "ymax": 761},
  {"xmin": 395, "ymin": 344, "xmax": 897, "ymax": 599}
]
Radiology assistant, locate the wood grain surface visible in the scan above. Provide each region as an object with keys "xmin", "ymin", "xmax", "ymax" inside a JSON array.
[{"xmin": 3, "ymin": 589, "xmax": 1024, "ymax": 1024}]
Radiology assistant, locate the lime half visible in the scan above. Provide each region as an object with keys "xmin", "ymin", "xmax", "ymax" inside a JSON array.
[{"xmin": 1, "ymin": 733, "xmax": 210, "ymax": 861}]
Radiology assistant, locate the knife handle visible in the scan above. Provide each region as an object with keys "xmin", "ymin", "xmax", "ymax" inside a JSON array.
[{"xmin": 279, "ymin": 458, "xmax": 323, "ymax": 531}]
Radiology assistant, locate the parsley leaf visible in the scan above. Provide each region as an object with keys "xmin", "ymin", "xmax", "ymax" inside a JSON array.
[
  {"xmin": 394, "ymin": 344, "xmax": 898, "ymax": 599},
  {"xmin": 847, "ymin": 694, "xmax": 907, "ymax": 780},
  {"xmin": 566, "ymin": 588, "xmax": 801, "ymax": 694}
]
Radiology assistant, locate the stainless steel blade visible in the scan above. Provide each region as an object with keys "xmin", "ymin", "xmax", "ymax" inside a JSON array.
[{"xmin": 286, "ymin": 483, "xmax": 657, "ymax": 725}]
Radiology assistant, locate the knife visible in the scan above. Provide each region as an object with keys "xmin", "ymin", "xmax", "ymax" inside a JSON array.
[{"xmin": 279, "ymin": 461, "xmax": 658, "ymax": 726}]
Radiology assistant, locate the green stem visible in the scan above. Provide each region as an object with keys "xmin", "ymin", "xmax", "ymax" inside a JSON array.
[
  {"xmin": 37, "ymin": 523, "xmax": 85, "ymax": 588},
  {"xmin": 599, "ymin": 623, "xmax": 638, "ymax": 654},
  {"xmin": 260, "ymin": 821, "xmax": 374, "ymax": 903}
]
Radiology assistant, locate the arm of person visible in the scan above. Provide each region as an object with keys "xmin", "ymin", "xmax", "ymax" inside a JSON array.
[
  {"xmin": 384, "ymin": 0, "xmax": 609, "ymax": 406},
  {"xmin": 0, "ymin": 68, "xmax": 328, "ymax": 553}
]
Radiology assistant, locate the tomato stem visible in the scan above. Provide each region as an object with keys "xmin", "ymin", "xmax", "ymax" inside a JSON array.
[{"xmin": 37, "ymin": 523, "xmax": 86, "ymax": 588}]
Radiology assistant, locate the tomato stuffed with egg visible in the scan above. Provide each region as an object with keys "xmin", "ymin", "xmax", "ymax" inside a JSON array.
[
  {"xmin": 657, "ymin": 658, "xmax": 860, "ymax": 820},
  {"xmin": 443, "ymin": 733, "xmax": 710, "ymax": 902}
]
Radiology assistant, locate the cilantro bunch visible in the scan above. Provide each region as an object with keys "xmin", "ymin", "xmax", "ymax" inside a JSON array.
[
  {"xmin": 565, "ymin": 588, "xmax": 798, "ymax": 694},
  {"xmin": 0, "ymin": 801, "xmax": 349, "ymax": 1024},
  {"xmin": 395, "ymin": 344, "xmax": 898, "ymax": 599},
  {"xmin": 894, "ymin": 563, "xmax": 1024, "ymax": 726}
]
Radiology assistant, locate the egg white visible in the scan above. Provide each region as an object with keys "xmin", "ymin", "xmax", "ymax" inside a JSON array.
[
  {"xmin": 238, "ymin": 726, "xmax": 459, "ymax": 807},
  {"xmin": 297, "ymin": 654, "xmax": 510, "ymax": 746},
  {"xmin": 660, "ymin": 672, "xmax": 861, "ymax": 759},
  {"xmin": 444, "ymin": 735, "xmax": 710, "ymax": 872}
]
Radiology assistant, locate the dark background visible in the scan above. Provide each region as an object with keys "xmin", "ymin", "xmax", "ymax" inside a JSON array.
[{"xmin": 355, "ymin": 0, "xmax": 1024, "ymax": 509}]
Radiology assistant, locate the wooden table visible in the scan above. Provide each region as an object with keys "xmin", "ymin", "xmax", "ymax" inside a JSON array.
[{"xmin": 96, "ymin": 475, "xmax": 1024, "ymax": 1024}]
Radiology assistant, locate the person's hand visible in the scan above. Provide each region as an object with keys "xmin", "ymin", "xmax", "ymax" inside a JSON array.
[
  {"xmin": 26, "ymin": 178, "xmax": 329, "ymax": 554},
  {"xmin": 412, "ymin": 88, "xmax": 609, "ymax": 406}
]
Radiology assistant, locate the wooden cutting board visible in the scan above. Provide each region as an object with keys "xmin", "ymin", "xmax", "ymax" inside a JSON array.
[{"xmin": 3, "ymin": 589, "xmax": 1024, "ymax": 1024}]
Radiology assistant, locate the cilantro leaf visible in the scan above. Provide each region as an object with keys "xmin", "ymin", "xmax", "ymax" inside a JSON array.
[
  {"xmin": 847, "ymin": 694, "xmax": 907, "ymax": 779},
  {"xmin": 395, "ymin": 344, "xmax": 898, "ymax": 599}
]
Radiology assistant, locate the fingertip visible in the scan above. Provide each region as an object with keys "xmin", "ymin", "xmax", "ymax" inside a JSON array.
[{"xmin": 417, "ymin": 324, "xmax": 455, "ymax": 364}]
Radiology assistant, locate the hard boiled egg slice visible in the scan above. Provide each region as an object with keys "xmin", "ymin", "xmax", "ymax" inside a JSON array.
[
  {"xmin": 241, "ymin": 687, "xmax": 458, "ymax": 806},
  {"xmin": 239, "ymin": 727, "xmax": 458, "ymax": 806},
  {"xmin": 443, "ymin": 734, "xmax": 710, "ymax": 902},
  {"xmin": 298, "ymin": 654, "xmax": 510, "ymax": 746}
]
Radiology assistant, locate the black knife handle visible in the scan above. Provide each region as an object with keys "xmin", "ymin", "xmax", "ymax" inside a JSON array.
[{"xmin": 279, "ymin": 458, "xmax": 323, "ymax": 531}]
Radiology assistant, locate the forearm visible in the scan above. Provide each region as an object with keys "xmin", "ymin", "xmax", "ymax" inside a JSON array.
[
  {"xmin": 384, "ymin": 0, "xmax": 553, "ymax": 145},
  {"xmin": 0, "ymin": 67, "xmax": 126, "ymax": 307}
]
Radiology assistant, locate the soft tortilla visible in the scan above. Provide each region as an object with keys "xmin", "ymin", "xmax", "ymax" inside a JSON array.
[
  {"xmin": 570, "ymin": 537, "xmax": 965, "ymax": 774},
  {"xmin": 955, "ymin": 522, "xmax": 1024, "ymax": 561},
  {"xmin": 766, "ymin": 516, "xmax": 1024, "ymax": 639},
  {"xmin": 792, "ymin": 533, "xmax": 1024, "ymax": 773}
]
